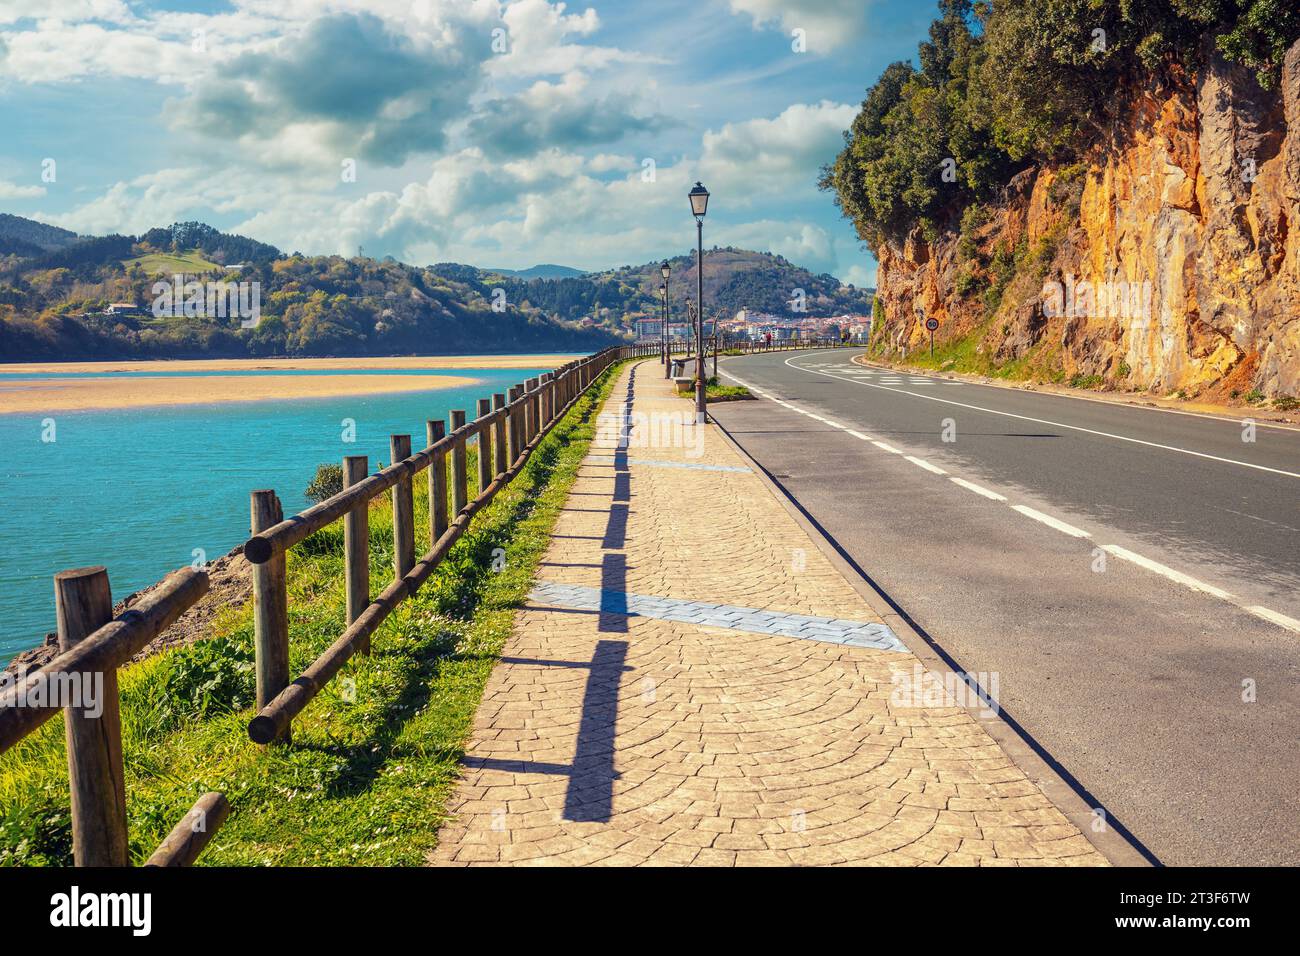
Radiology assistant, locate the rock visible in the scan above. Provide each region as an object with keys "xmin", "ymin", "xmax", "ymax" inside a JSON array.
[{"xmin": 871, "ymin": 38, "xmax": 1300, "ymax": 401}]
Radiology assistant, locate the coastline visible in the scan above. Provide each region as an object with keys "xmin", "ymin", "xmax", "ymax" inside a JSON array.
[
  {"xmin": 0, "ymin": 353, "xmax": 580, "ymax": 375},
  {"xmin": 0, "ymin": 372, "xmax": 482, "ymax": 414}
]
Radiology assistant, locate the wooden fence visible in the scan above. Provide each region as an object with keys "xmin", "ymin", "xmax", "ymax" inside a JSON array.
[{"xmin": 0, "ymin": 338, "xmax": 845, "ymax": 866}]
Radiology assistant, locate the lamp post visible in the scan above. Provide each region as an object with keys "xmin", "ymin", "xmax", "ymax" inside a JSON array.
[
  {"xmin": 688, "ymin": 181, "xmax": 709, "ymax": 424},
  {"xmin": 660, "ymin": 260, "xmax": 671, "ymax": 377}
]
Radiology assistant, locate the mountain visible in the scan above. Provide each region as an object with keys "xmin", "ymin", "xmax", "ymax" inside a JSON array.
[
  {"xmin": 0, "ymin": 213, "xmax": 78, "ymax": 255},
  {"xmin": 822, "ymin": 2, "xmax": 1300, "ymax": 404},
  {"xmin": 0, "ymin": 216, "xmax": 867, "ymax": 362},
  {"xmin": 488, "ymin": 248, "xmax": 872, "ymax": 327},
  {"xmin": 485, "ymin": 264, "xmax": 585, "ymax": 279}
]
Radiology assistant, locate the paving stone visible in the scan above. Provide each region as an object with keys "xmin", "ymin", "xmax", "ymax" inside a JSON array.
[{"xmin": 428, "ymin": 361, "xmax": 1107, "ymax": 869}]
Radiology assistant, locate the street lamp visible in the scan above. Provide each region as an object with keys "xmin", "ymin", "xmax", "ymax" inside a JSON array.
[
  {"xmin": 688, "ymin": 181, "xmax": 709, "ymax": 424},
  {"xmin": 660, "ymin": 260, "xmax": 671, "ymax": 376}
]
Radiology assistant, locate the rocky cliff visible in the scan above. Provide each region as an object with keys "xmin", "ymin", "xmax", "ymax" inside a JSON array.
[{"xmin": 872, "ymin": 39, "xmax": 1300, "ymax": 403}]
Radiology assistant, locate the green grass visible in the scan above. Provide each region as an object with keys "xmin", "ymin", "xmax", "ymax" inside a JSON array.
[
  {"xmin": 0, "ymin": 362, "xmax": 626, "ymax": 866},
  {"xmin": 705, "ymin": 376, "xmax": 751, "ymax": 401},
  {"xmin": 123, "ymin": 249, "xmax": 222, "ymax": 275}
]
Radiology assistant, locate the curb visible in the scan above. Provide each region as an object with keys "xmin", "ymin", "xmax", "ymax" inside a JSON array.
[{"xmin": 706, "ymin": 395, "xmax": 1156, "ymax": 868}]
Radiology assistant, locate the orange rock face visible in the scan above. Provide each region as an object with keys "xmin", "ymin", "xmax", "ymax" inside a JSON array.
[{"xmin": 872, "ymin": 42, "xmax": 1300, "ymax": 399}]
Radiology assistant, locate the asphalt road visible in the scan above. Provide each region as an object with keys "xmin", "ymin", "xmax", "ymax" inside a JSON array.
[{"xmin": 704, "ymin": 348, "xmax": 1300, "ymax": 866}]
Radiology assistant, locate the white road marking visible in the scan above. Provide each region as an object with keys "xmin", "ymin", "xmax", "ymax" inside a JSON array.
[
  {"xmin": 949, "ymin": 477, "xmax": 1007, "ymax": 501},
  {"xmin": 1012, "ymin": 505, "xmax": 1092, "ymax": 538},
  {"xmin": 724, "ymin": 365, "xmax": 1300, "ymax": 635},
  {"xmin": 1245, "ymin": 606, "xmax": 1300, "ymax": 634},
  {"xmin": 779, "ymin": 352, "xmax": 1300, "ymax": 479},
  {"xmin": 905, "ymin": 456, "xmax": 947, "ymax": 475},
  {"xmin": 1100, "ymin": 545, "xmax": 1233, "ymax": 600}
]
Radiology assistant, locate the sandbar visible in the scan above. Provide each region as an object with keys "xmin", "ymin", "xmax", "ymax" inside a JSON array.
[
  {"xmin": 0, "ymin": 354, "xmax": 579, "ymax": 375},
  {"xmin": 0, "ymin": 373, "xmax": 481, "ymax": 414}
]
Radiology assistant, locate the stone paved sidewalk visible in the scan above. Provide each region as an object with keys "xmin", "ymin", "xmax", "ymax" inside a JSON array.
[{"xmin": 429, "ymin": 360, "xmax": 1108, "ymax": 866}]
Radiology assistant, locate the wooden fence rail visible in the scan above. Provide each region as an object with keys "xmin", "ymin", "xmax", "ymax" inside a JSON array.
[
  {"xmin": 0, "ymin": 565, "xmax": 217, "ymax": 865},
  {"xmin": 0, "ymin": 339, "xmax": 846, "ymax": 867},
  {"xmin": 242, "ymin": 344, "xmax": 657, "ymax": 744}
]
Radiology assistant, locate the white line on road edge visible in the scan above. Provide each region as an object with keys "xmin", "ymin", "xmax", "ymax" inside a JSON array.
[
  {"xmin": 721, "ymin": 366, "xmax": 1300, "ymax": 635},
  {"xmin": 780, "ymin": 353, "xmax": 1300, "ymax": 480},
  {"xmin": 950, "ymin": 476, "xmax": 1007, "ymax": 501},
  {"xmin": 905, "ymin": 456, "xmax": 947, "ymax": 475},
  {"xmin": 1011, "ymin": 505, "xmax": 1092, "ymax": 538},
  {"xmin": 1100, "ymin": 545, "xmax": 1233, "ymax": 600},
  {"xmin": 1245, "ymin": 606, "xmax": 1300, "ymax": 634}
]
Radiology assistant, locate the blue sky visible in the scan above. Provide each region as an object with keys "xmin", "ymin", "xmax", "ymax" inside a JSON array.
[{"xmin": 0, "ymin": 1, "xmax": 939, "ymax": 285}]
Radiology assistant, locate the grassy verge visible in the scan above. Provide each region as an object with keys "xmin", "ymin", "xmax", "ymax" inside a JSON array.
[
  {"xmin": 0, "ymin": 361, "xmax": 626, "ymax": 866},
  {"xmin": 705, "ymin": 376, "xmax": 751, "ymax": 401}
]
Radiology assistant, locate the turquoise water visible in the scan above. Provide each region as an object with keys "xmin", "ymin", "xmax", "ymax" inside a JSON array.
[{"xmin": 0, "ymin": 365, "xmax": 558, "ymax": 662}]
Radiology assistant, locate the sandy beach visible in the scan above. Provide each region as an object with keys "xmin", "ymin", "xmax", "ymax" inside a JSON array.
[
  {"xmin": 0, "ymin": 354, "xmax": 578, "ymax": 375},
  {"xmin": 0, "ymin": 373, "xmax": 481, "ymax": 414}
]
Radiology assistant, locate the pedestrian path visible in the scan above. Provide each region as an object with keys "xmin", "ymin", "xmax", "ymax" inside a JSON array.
[{"xmin": 429, "ymin": 360, "xmax": 1107, "ymax": 866}]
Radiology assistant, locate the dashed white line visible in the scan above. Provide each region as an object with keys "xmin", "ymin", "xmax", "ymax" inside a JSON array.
[
  {"xmin": 779, "ymin": 352, "xmax": 1300, "ymax": 480},
  {"xmin": 1100, "ymin": 545, "xmax": 1233, "ymax": 600},
  {"xmin": 722, "ymin": 363, "xmax": 1299, "ymax": 636},
  {"xmin": 1011, "ymin": 505, "xmax": 1092, "ymax": 538},
  {"xmin": 949, "ymin": 476, "xmax": 1007, "ymax": 501},
  {"xmin": 905, "ymin": 456, "xmax": 947, "ymax": 475}
]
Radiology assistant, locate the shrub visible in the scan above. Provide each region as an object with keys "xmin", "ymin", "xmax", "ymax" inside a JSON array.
[{"xmin": 305, "ymin": 462, "xmax": 344, "ymax": 503}]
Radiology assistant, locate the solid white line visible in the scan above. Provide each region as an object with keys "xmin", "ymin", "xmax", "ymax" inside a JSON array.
[
  {"xmin": 905, "ymin": 456, "xmax": 947, "ymax": 475},
  {"xmin": 1012, "ymin": 505, "xmax": 1092, "ymax": 538},
  {"xmin": 781, "ymin": 353, "xmax": 1300, "ymax": 479},
  {"xmin": 727, "ymin": 364, "xmax": 1300, "ymax": 637},
  {"xmin": 1100, "ymin": 545, "xmax": 1233, "ymax": 600},
  {"xmin": 849, "ymin": 357, "xmax": 1300, "ymax": 432},
  {"xmin": 1245, "ymin": 606, "xmax": 1300, "ymax": 634},
  {"xmin": 949, "ymin": 477, "xmax": 1007, "ymax": 501}
]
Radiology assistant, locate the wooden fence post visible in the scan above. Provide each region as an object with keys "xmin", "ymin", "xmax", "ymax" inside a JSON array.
[
  {"xmin": 390, "ymin": 434, "xmax": 414, "ymax": 581},
  {"xmin": 343, "ymin": 455, "xmax": 369, "ymax": 651},
  {"xmin": 541, "ymin": 372, "xmax": 553, "ymax": 425},
  {"xmin": 427, "ymin": 420, "xmax": 448, "ymax": 543},
  {"xmin": 492, "ymin": 394, "xmax": 507, "ymax": 477},
  {"xmin": 251, "ymin": 490, "xmax": 290, "ymax": 743},
  {"xmin": 55, "ymin": 566, "xmax": 128, "ymax": 867},
  {"xmin": 506, "ymin": 387, "xmax": 521, "ymax": 465},
  {"xmin": 525, "ymin": 377, "xmax": 539, "ymax": 443},
  {"xmin": 450, "ymin": 410, "xmax": 468, "ymax": 515},
  {"xmin": 476, "ymin": 398, "xmax": 492, "ymax": 494}
]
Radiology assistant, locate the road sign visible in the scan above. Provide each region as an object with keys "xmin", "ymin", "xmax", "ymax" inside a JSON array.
[{"xmin": 925, "ymin": 317, "xmax": 939, "ymax": 331}]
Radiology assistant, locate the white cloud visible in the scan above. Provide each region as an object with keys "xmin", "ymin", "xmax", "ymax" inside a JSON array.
[
  {"xmin": 727, "ymin": 0, "xmax": 872, "ymax": 53},
  {"xmin": 698, "ymin": 100, "xmax": 855, "ymax": 200},
  {"xmin": 0, "ymin": 178, "xmax": 45, "ymax": 198},
  {"xmin": 0, "ymin": 1, "xmax": 134, "ymax": 26}
]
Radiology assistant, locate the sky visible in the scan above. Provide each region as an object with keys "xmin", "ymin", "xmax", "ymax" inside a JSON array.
[{"xmin": 0, "ymin": 0, "xmax": 940, "ymax": 286}]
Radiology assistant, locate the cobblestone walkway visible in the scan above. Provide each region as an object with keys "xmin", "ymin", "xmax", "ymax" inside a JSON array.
[{"xmin": 429, "ymin": 361, "xmax": 1108, "ymax": 866}]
